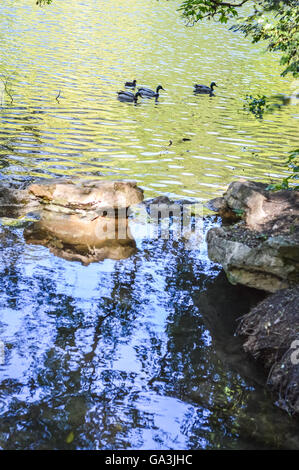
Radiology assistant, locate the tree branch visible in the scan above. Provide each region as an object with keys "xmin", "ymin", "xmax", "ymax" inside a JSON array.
[{"xmin": 208, "ymin": 0, "xmax": 249, "ymax": 6}]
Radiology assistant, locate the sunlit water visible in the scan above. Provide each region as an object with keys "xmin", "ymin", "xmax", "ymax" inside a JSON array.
[{"xmin": 0, "ymin": 0, "xmax": 298, "ymax": 450}]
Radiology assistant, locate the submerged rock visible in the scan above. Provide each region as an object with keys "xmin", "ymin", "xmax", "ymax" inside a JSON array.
[
  {"xmin": 142, "ymin": 196, "xmax": 198, "ymax": 209},
  {"xmin": 206, "ymin": 180, "xmax": 299, "ymax": 292}
]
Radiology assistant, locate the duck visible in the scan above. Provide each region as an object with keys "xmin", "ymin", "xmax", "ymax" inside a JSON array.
[
  {"xmin": 117, "ymin": 90, "xmax": 142, "ymax": 103},
  {"xmin": 194, "ymin": 81, "xmax": 217, "ymax": 94},
  {"xmin": 138, "ymin": 85, "xmax": 165, "ymax": 99},
  {"xmin": 125, "ymin": 79, "xmax": 137, "ymax": 89}
]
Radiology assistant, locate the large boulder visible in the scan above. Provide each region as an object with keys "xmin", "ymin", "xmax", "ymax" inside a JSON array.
[
  {"xmin": 207, "ymin": 226, "xmax": 298, "ymax": 292},
  {"xmin": 28, "ymin": 179, "xmax": 144, "ymax": 211},
  {"xmin": 0, "ymin": 179, "xmax": 144, "ymax": 218},
  {"xmin": 1, "ymin": 179, "xmax": 143, "ymax": 264},
  {"xmin": 208, "ymin": 179, "xmax": 298, "ymax": 229},
  {"xmin": 206, "ymin": 180, "xmax": 299, "ymax": 292}
]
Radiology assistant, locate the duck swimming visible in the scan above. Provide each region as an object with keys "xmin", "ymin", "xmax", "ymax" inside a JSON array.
[
  {"xmin": 125, "ymin": 79, "xmax": 137, "ymax": 89},
  {"xmin": 194, "ymin": 81, "xmax": 217, "ymax": 94},
  {"xmin": 138, "ymin": 85, "xmax": 165, "ymax": 99},
  {"xmin": 117, "ymin": 90, "xmax": 142, "ymax": 103}
]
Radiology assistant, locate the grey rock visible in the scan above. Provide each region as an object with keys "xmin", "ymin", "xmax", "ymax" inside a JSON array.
[{"xmin": 206, "ymin": 180, "xmax": 299, "ymax": 292}]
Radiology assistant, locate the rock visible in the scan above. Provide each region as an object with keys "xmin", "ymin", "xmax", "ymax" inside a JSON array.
[
  {"xmin": 206, "ymin": 180, "xmax": 299, "ymax": 292},
  {"xmin": 143, "ymin": 196, "xmax": 173, "ymax": 206},
  {"xmin": 0, "ymin": 179, "xmax": 144, "ymax": 218},
  {"xmin": 206, "ymin": 180, "xmax": 299, "ymax": 416},
  {"xmin": 210, "ymin": 179, "xmax": 299, "ymax": 230},
  {"xmin": 24, "ymin": 210, "xmax": 136, "ymax": 265},
  {"xmin": 143, "ymin": 196, "xmax": 198, "ymax": 208},
  {"xmin": 207, "ymin": 226, "xmax": 299, "ymax": 292},
  {"xmin": 237, "ymin": 287, "xmax": 299, "ymax": 415},
  {"xmin": 223, "ymin": 180, "xmax": 269, "ymax": 228},
  {"xmin": 205, "ymin": 196, "xmax": 239, "ymax": 223},
  {"xmin": 205, "ymin": 196, "xmax": 227, "ymax": 213},
  {"xmin": 28, "ymin": 179, "xmax": 144, "ymax": 211},
  {"xmin": 1, "ymin": 179, "xmax": 143, "ymax": 264}
]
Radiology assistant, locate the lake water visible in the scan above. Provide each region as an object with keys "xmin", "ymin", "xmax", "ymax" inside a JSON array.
[{"xmin": 0, "ymin": 0, "xmax": 298, "ymax": 450}]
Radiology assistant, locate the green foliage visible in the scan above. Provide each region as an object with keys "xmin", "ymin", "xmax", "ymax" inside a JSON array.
[
  {"xmin": 0, "ymin": 75, "xmax": 14, "ymax": 105},
  {"xmin": 266, "ymin": 149, "xmax": 299, "ymax": 190},
  {"xmin": 178, "ymin": 0, "xmax": 299, "ymax": 77},
  {"xmin": 244, "ymin": 94, "xmax": 267, "ymax": 119},
  {"xmin": 232, "ymin": 208, "xmax": 245, "ymax": 216},
  {"xmin": 243, "ymin": 90, "xmax": 298, "ymax": 118},
  {"xmin": 36, "ymin": 0, "xmax": 52, "ymax": 5}
]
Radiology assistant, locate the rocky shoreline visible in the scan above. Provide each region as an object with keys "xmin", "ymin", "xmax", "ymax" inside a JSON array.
[
  {"xmin": 206, "ymin": 180, "xmax": 299, "ymax": 415},
  {"xmin": 1, "ymin": 177, "xmax": 298, "ymax": 415}
]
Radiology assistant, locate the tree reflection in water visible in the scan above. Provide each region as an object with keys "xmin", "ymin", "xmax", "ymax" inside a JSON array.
[{"xmin": 0, "ymin": 221, "xmax": 298, "ymax": 450}]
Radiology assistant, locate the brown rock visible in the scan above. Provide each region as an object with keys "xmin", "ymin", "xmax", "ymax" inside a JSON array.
[
  {"xmin": 205, "ymin": 196, "xmax": 239, "ymax": 223},
  {"xmin": 222, "ymin": 180, "xmax": 299, "ymax": 230},
  {"xmin": 28, "ymin": 179, "xmax": 144, "ymax": 210}
]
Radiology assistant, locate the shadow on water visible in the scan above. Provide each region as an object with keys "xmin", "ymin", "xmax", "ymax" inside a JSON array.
[{"xmin": 0, "ymin": 219, "xmax": 299, "ymax": 450}]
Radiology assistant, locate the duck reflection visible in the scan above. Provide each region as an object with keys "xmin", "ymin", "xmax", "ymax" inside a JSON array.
[{"xmin": 24, "ymin": 210, "xmax": 136, "ymax": 264}]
